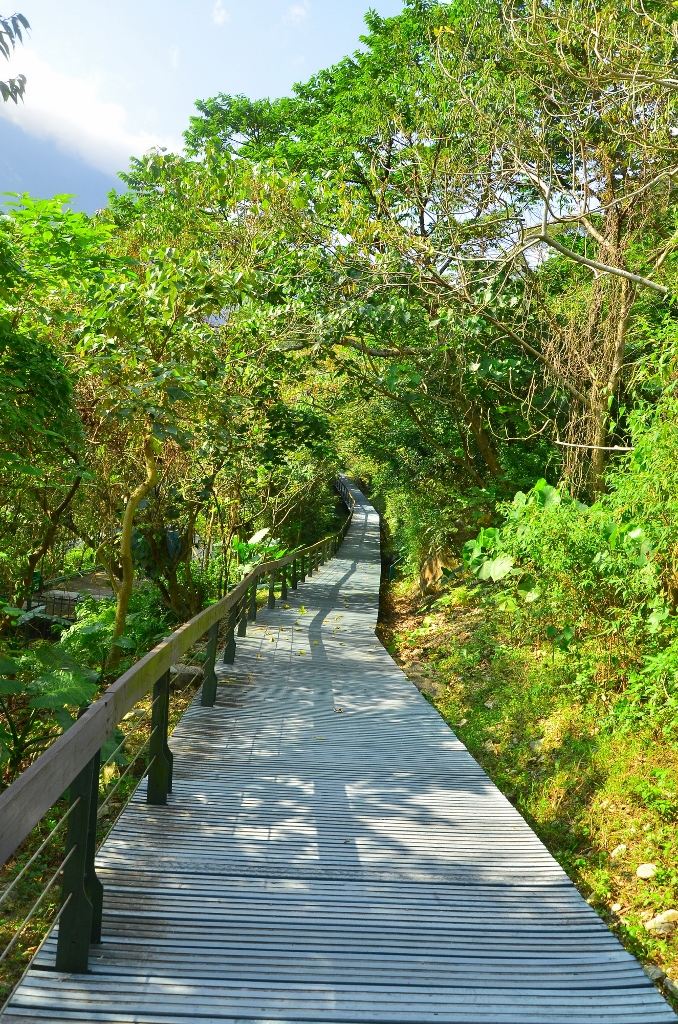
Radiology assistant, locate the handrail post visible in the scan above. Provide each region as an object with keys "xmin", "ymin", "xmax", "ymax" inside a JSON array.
[
  {"xmin": 200, "ymin": 622, "xmax": 219, "ymax": 707},
  {"xmin": 300, "ymin": 553, "xmax": 306, "ymax": 583},
  {"xmin": 147, "ymin": 670, "xmax": 171, "ymax": 804},
  {"xmin": 85, "ymin": 747, "xmax": 104, "ymax": 943},
  {"xmin": 281, "ymin": 565, "xmax": 288, "ymax": 600},
  {"xmin": 55, "ymin": 752, "xmax": 98, "ymax": 972},
  {"xmin": 308, "ymin": 552, "xmax": 313, "ymax": 577},
  {"xmin": 237, "ymin": 594, "xmax": 247, "ymax": 637},
  {"xmin": 163, "ymin": 673, "xmax": 173, "ymax": 794},
  {"xmin": 268, "ymin": 570, "xmax": 276, "ymax": 609},
  {"xmin": 291, "ymin": 558, "xmax": 298, "ymax": 590},
  {"xmin": 223, "ymin": 603, "xmax": 238, "ymax": 664},
  {"xmin": 248, "ymin": 580, "xmax": 257, "ymax": 621}
]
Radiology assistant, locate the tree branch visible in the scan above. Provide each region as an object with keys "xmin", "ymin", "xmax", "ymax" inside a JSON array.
[{"xmin": 534, "ymin": 234, "xmax": 670, "ymax": 296}]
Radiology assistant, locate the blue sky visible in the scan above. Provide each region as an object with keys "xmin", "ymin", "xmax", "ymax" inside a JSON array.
[{"xmin": 0, "ymin": 1, "xmax": 404, "ymax": 212}]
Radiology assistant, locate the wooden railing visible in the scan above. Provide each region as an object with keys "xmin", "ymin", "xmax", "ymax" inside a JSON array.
[{"xmin": 0, "ymin": 476, "xmax": 355, "ymax": 978}]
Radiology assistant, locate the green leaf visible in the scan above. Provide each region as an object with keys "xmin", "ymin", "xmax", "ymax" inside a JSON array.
[
  {"xmin": 101, "ymin": 728, "xmax": 129, "ymax": 766},
  {"xmin": 534, "ymin": 481, "xmax": 560, "ymax": 508},
  {"xmin": 517, "ymin": 573, "xmax": 539, "ymax": 601},
  {"xmin": 0, "ymin": 677, "xmax": 23, "ymax": 695},
  {"xmin": 29, "ymin": 668, "xmax": 98, "ymax": 706},
  {"xmin": 53, "ymin": 707, "xmax": 75, "ymax": 732},
  {"xmin": 0, "ymin": 657, "xmax": 20, "ymax": 674},
  {"xmin": 166, "ymin": 386, "xmax": 190, "ymax": 402},
  {"xmin": 111, "ymin": 635, "xmax": 136, "ymax": 649},
  {"xmin": 478, "ymin": 555, "xmax": 514, "ymax": 582}
]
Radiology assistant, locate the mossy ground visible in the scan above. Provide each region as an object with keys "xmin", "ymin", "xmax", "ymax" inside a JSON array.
[{"xmin": 377, "ymin": 576, "xmax": 678, "ymax": 1011}]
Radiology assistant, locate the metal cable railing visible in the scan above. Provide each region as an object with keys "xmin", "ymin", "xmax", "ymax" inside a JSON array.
[
  {"xmin": 0, "ymin": 801, "xmax": 80, "ymax": 912},
  {"xmin": 0, "ymin": 477, "xmax": 355, "ymax": 990},
  {"xmin": 0, "ymin": 859, "xmax": 75, "ymax": 966}
]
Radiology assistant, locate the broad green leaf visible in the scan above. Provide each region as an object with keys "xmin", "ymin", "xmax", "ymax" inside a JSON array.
[
  {"xmin": 536, "ymin": 484, "xmax": 560, "ymax": 508},
  {"xmin": 480, "ymin": 555, "xmax": 514, "ymax": 582},
  {"xmin": 0, "ymin": 677, "xmax": 22, "ymax": 695},
  {"xmin": 111, "ymin": 635, "xmax": 136, "ymax": 649}
]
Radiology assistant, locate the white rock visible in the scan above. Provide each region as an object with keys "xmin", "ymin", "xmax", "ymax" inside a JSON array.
[
  {"xmin": 484, "ymin": 700, "xmax": 496, "ymax": 709},
  {"xmin": 611, "ymin": 903, "xmax": 622, "ymax": 912},
  {"xmin": 650, "ymin": 922, "xmax": 675, "ymax": 937},
  {"xmin": 645, "ymin": 910, "xmax": 678, "ymax": 935},
  {"xmin": 610, "ymin": 844, "xmax": 627, "ymax": 861},
  {"xmin": 636, "ymin": 863, "xmax": 659, "ymax": 879},
  {"xmin": 170, "ymin": 663, "xmax": 203, "ymax": 688},
  {"xmin": 530, "ymin": 738, "xmax": 544, "ymax": 752}
]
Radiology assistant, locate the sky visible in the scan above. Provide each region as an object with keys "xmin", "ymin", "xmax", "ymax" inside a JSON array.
[{"xmin": 0, "ymin": 0, "xmax": 404, "ymax": 212}]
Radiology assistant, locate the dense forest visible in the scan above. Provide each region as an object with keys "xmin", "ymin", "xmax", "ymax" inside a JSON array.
[{"xmin": 3, "ymin": 0, "xmax": 678, "ymax": 988}]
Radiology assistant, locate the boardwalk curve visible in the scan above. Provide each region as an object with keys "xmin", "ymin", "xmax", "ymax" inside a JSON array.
[{"xmin": 3, "ymin": 484, "xmax": 675, "ymax": 1022}]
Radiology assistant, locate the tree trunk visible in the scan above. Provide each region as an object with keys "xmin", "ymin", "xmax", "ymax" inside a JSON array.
[
  {"xmin": 462, "ymin": 400, "xmax": 504, "ymax": 480},
  {"xmin": 590, "ymin": 278, "xmax": 635, "ymax": 494},
  {"xmin": 448, "ymin": 378, "xmax": 504, "ymax": 481},
  {"xmin": 105, "ymin": 438, "xmax": 159, "ymax": 671}
]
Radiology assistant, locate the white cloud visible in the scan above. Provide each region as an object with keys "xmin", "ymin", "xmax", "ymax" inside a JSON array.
[
  {"xmin": 169, "ymin": 45, "xmax": 179, "ymax": 69},
  {"xmin": 212, "ymin": 0, "xmax": 229, "ymax": 26},
  {"xmin": 0, "ymin": 49, "xmax": 180, "ymax": 176},
  {"xmin": 283, "ymin": 3, "xmax": 309, "ymax": 26}
]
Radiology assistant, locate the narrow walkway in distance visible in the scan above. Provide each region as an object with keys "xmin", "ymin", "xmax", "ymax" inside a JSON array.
[{"xmin": 4, "ymin": 485, "xmax": 674, "ymax": 1022}]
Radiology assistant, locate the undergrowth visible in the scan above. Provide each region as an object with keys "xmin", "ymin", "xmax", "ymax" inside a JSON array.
[{"xmin": 379, "ymin": 577, "xmax": 678, "ymax": 1010}]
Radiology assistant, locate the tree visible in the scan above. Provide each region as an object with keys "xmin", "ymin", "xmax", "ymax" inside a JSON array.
[
  {"xmin": 0, "ymin": 12, "xmax": 28, "ymax": 103},
  {"xmin": 188, "ymin": 0, "xmax": 678, "ymax": 496}
]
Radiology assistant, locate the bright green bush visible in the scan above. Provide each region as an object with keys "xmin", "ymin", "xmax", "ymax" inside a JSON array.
[
  {"xmin": 458, "ymin": 391, "xmax": 678, "ymax": 732},
  {"xmin": 59, "ymin": 585, "xmax": 175, "ymax": 673}
]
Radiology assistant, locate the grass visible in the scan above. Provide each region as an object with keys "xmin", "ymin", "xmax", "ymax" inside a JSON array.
[{"xmin": 377, "ymin": 576, "xmax": 678, "ymax": 1011}]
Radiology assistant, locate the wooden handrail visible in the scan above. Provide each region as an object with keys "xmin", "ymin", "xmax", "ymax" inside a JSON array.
[{"xmin": 0, "ymin": 476, "xmax": 356, "ymax": 866}]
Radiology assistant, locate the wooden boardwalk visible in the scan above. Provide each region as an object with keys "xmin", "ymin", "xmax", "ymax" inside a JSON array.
[{"xmin": 3, "ymin": 486, "xmax": 675, "ymax": 1022}]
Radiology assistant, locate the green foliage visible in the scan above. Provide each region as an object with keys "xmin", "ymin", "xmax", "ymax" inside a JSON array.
[
  {"xmin": 58, "ymin": 588, "xmax": 175, "ymax": 672},
  {"xmin": 449, "ymin": 390, "xmax": 678, "ymax": 737},
  {"xmin": 0, "ymin": 12, "xmax": 28, "ymax": 103},
  {"xmin": 0, "ymin": 645, "xmax": 98, "ymax": 775}
]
